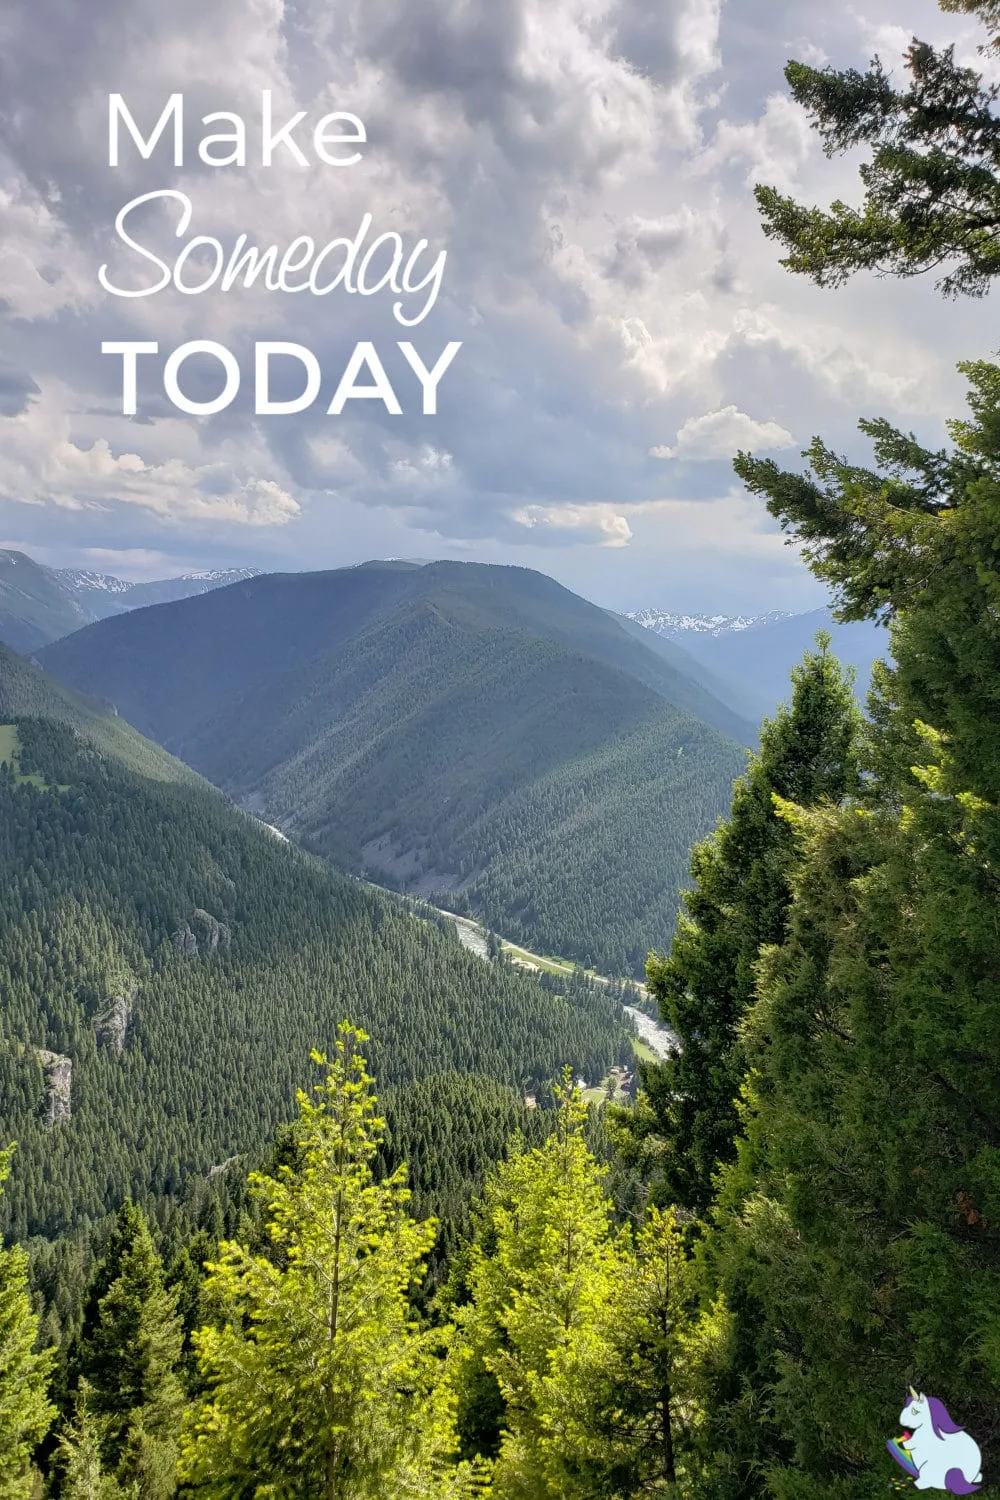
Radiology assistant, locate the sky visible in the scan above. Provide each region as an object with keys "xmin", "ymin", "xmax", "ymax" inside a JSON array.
[{"xmin": 0, "ymin": 0, "xmax": 998, "ymax": 615}]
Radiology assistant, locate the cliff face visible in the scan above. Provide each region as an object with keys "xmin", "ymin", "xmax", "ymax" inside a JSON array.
[
  {"xmin": 172, "ymin": 910, "xmax": 231, "ymax": 957},
  {"xmin": 36, "ymin": 1049, "xmax": 72, "ymax": 1125},
  {"xmin": 192, "ymin": 909, "xmax": 231, "ymax": 952},
  {"xmin": 96, "ymin": 984, "xmax": 137, "ymax": 1055}
]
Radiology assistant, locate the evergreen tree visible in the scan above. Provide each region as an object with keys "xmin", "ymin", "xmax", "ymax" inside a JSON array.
[
  {"xmin": 753, "ymin": 0, "xmax": 1000, "ymax": 297},
  {"xmin": 624, "ymin": 639, "xmax": 860, "ymax": 1210},
  {"xmin": 69, "ymin": 1202, "xmax": 184, "ymax": 1497},
  {"xmin": 0, "ymin": 1146, "xmax": 54, "ymax": 1497},
  {"xmin": 655, "ymin": 8, "xmax": 1000, "ymax": 1485},
  {"xmin": 55, "ymin": 1383, "xmax": 121, "ymax": 1499},
  {"xmin": 455, "ymin": 1081, "xmax": 705, "ymax": 1496},
  {"xmin": 699, "ymin": 362, "xmax": 1000, "ymax": 1494},
  {"xmin": 540, "ymin": 1205, "xmax": 704, "ymax": 1497},
  {"xmin": 178, "ymin": 1025, "xmax": 479, "ymax": 1500}
]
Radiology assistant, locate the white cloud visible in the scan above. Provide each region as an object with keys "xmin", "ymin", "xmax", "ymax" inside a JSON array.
[
  {"xmin": 0, "ymin": 382, "xmax": 299, "ymax": 525},
  {"xmin": 654, "ymin": 405, "xmax": 795, "ymax": 460},
  {"xmin": 697, "ymin": 91, "xmax": 815, "ymax": 192},
  {"xmin": 508, "ymin": 503, "xmax": 633, "ymax": 547},
  {"xmin": 0, "ymin": 0, "xmax": 997, "ymax": 611}
]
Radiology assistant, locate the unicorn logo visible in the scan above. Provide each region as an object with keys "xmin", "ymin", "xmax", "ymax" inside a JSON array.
[{"xmin": 886, "ymin": 1387, "xmax": 983, "ymax": 1492}]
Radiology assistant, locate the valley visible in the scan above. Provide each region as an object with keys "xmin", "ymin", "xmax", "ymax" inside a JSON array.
[
  {"xmin": 40, "ymin": 560, "xmax": 752, "ymax": 976},
  {"xmin": 0, "ymin": 648, "xmax": 634, "ymax": 1248}
]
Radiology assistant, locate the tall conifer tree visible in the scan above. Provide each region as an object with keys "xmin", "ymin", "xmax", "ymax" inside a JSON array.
[
  {"xmin": 69, "ymin": 1201, "xmax": 184, "ymax": 1497},
  {"xmin": 683, "ymin": 3, "xmax": 1000, "ymax": 1490},
  {"xmin": 625, "ymin": 639, "xmax": 860, "ymax": 1210}
]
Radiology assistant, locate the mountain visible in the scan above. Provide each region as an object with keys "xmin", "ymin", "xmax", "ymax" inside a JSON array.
[
  {"xmin": 611, "ymin": 612, "xmax": 766, "ymax": 728},
  {"xmin": 626, "ymin": 608, "xmax": 793, "ymax": 638},
  {"xmin": 628, "ymin": 604, "xmax": 888, "ymax": 722},
  {"xmin": 56, "ymin": 565, "xmax": 262, "ymax": 616},
  {"xmin": 0, "ymin": 549, "xmax": 260, "ymax": 653},
  {"xmin": 41, "ymin": 561, "xmax": 752, "ymax": 975},
  {"xmin": 0, "ymin": 551, "xmax": 95, "ymax": 654},
  {"xmin": 0, "ymin": 639, "xmax": 203, "ymax": 785},
  {"xmin": 677, "ymin": 608, "xmax": 887, "ymax": 718},
  {"xmin": 0, "ymin": 643, "xmax": 629, "ymax": 1245}
]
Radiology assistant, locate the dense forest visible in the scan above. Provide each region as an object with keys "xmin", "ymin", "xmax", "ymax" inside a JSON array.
[
  {"xmin": 40, "ymin": 561, "xmax": 749, "ymax": 976},
  {"xmin": 0, "ymin": 704, "xmax": 630, "ymax": 1250},
  {"xmin": 5, "ymin": 0, "xmax": 1000, "ymax": 1495}
]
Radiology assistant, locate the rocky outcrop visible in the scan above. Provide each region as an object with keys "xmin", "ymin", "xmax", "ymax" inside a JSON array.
[
  {"xmin": 96, "ymin": 984, "xmax": 137, "ymax": 1054},
  {"xmin": 207, "ymin": 1154, "xmax": 241, "ymax": 1179},
  {"xmin": 192, "ymin": 908, "xmax": 231, "ymax": 952},
  {"xmin": 172, "ymin": 923, "xmax": 198, "ymax": 956},
  {"xmin": 36, "ymin": 1049, "xmax": 72, "ymax": 1125},
  {"xmin": 172, "ymin": 909, "xmax": 231, "ymax": 957}
]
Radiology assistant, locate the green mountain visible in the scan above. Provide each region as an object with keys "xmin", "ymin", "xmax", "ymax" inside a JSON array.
[
  {"xmin": 0, "ymin": 640, "xmax": 201, "ymax": 785},
  {"xmin": 0, "ymin": 647, "xmax": 629, "ymax": 1246},
  {"xmin": 0, "ymin": 551, "xmax": 94, "ymax": 654},
  {"xmin": 41, "ymin": 561, "xmax": 750, "ymax": 975}
]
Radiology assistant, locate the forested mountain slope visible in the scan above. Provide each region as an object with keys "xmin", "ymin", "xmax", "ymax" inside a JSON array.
[
  {"xmin": 41, "ymin": 561, "xmax": 749, "ymax": 974},
  {"xmin": 0, "ymin": 687, "xmax": 629, "ymax": 1244},
  {"xmin": 0, "ymin": 641, "xmax": 200, "ymax": 786}
]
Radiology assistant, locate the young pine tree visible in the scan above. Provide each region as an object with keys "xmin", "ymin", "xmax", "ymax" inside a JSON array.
[
  {"xmin": 55, "ymin": 1382, "xmax": 121, "ymax": 1499},
  {"xmin": 624, "ymin": 638, "xmax": 860, "ymax": 1211},
  {"xmin": 178, "ymin": 1025, "xmax": 480, "ymax": 1500},
  {"xmin": 539, "ymin": 1205, "xmax": 704, "ymax": 1498},
  {"xmin": 455, "ymin": 1076, "xmax": 701, "ymax": 1497},
  {"xmin": 0, "ymin": 1146, "xmax": 54, "ymax": 1498}
]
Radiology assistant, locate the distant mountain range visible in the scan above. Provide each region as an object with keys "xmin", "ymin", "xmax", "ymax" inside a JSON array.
[
  {"xmin": 625, "ymin": 608, "xmax": 793, "ymax": 639},
  {"xmin": 40, "ymin": 561, "xmax": 752, "ymax": 976},
  {"xmin": 3, "ymin": 544, "xmax": 894, "ymax": 971},
  {"xmin": 0, "ymin": 550, "xmax": 259, "ymax": 654},
  {"xmin": 625, "ymin": 604, "xmax": 888, "ymax": 723},
  {"xmin": 0, "ymin": 547, "xmax": 889, "ymax": 730},
  {"xmin": 56, "ymin": 565, "xmax": 261, "ymax": 612}
]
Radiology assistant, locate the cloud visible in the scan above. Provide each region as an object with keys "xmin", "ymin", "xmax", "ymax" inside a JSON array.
[
  {"xmin": 508, "ymin": 502, "xmax": 633, "ymax": 547},
  {"xmin": 653, "ymin": 405, "xmax": 796, "ymax": 460},
  {"xmin": 697, "ymin": 91, "xmax": 816, "ymax": 193},
  {"xmin": 0, "ymin": 0, "xmax": 996, "ymax": 612},
  {"xmin": 0, "ymin": 382, "xmax": 299, "ymax": 525},
  {"xmin": 74, "ymin": 547, "xmax": 203, "ymax": 578}
]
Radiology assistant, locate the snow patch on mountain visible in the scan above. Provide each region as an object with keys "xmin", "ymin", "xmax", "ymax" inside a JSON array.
[
  {"xmin": 626, "ymin": 608, "xmax": 793, "ymax": 639},
  {"xmin": 56, "ymin": 570, "xmax": 133, "ymax": 596}
]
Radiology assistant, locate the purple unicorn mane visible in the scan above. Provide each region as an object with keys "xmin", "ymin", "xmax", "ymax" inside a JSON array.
[{"xmin": 927, "ymin": 1396, "xmax": 965, "ymax": 1438}]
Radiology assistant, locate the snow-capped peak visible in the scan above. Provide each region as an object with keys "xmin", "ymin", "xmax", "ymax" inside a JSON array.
[
  {"xmin": 56, "ymin": 570, "xmax": 135, "ymax": 595},
  {"xmin": 626, "ymin": 608, "xmax": 793, "ymax": 640}
]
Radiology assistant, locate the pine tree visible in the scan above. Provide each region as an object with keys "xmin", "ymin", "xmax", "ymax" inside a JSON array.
[
  {"xmin": 752, "ymin": 1, "xmax": 1000, "ymax": 297},
  {"xmin": 455, "ymin": 1081, "xmax": 707, "ymax": 1497},
  {"xmin": 623, "ymin": 638, "xmax": 860, "ymax": 1210},
  {"xmin": 539, "ymin": 1205, "xmax": 704, "ymax": 1498},
  {"xmin": 69, "ymin": 1202, "xmax": 184, "ymax": 1497},
  {"xmin": 0, "ymin": 1146, "xmax": 54, "ymax": 1498},
  {"xmin": 178, "ymin": 1025, "xmax": 479, "ymax": 1500},
  {"xmin": 455, "ymin": 1075, "xmax": 624, "ymax": 1496},
  {"xmin": 702, "ymin": 366, "xmax": 1000, "ymax": 1491},
  {"xmin": 55, "ymin": 1382, "xmax": 121, "ymax": 1499}
]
